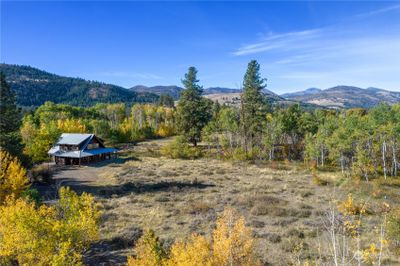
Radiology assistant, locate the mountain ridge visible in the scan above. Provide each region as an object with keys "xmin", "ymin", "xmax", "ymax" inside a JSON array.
[
  {"xmin": 0, "ymin": 64, "xmax": 159, "ymax": 107},
  {"xmin": 281, "ymin": 85, "xmax": 400, "ymax": 108},
  {"xmin": 2, "ymin": 64, "xmax": 398, "ymax": 109}
]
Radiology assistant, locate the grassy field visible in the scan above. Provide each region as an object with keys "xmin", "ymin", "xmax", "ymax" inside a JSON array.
[{"xmin": 46, "ymin": 138, "xmax": 400, "ymax": 265}]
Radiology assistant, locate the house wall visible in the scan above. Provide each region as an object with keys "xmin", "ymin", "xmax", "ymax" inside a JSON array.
[
  {"xmin": 54, "ymin": 153, "xmax": 114, "ymax": 165},
  {"xmin": 87, "ymin": 138, "xmax": 101, "ymax": 149}
]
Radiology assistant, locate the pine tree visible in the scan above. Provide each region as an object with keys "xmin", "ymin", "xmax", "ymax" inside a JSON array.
[
  {"xmin": 0, "ymin": 73, "xmax": 23, "ymax": 158},
  {"xmin": 240, "ymin": 60, "xmax": 267, "ymax": 153},
  {"xmin": 176, "ymin": 67, "xmax": 212, "ymax": 146},
  {"xmin": 158, "ymin": 94, "xmax": 175, "ymax": 108}
]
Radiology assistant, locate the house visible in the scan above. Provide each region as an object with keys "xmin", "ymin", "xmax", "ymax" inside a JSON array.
[{"xmin": 48, "ymin": 133, "xmax": 117, "ymax": 165}]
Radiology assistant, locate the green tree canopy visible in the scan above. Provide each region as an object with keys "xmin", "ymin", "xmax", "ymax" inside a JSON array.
[
  {"xmin": 0, "ymin": 72, "xmax": 23, "ymax": 159},
  {"xmin": 176, "ymin": 67, "xmax": 212, "ymax": 146},
  {"xmin": 240, "ymin": 60, "xmax": 267, "ymax": 152}
]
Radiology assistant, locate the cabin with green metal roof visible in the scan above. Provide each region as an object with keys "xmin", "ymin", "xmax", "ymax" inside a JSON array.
[{"xmin": 48, "ymin": 133, "xmax": 117, "ymax": 165}]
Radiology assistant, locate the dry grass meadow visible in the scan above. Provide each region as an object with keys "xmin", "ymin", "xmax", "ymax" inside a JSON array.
[{"xmin": 43, "ymin": 138, "xmax": 400, "ymax": 265}]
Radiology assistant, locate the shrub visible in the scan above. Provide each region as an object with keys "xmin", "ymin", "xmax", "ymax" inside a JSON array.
[
  {"xmin": 250, "ymin": 204, "xmax": 270, "ymax": 216},
  {"xmin": 127, "ymin": 208, "xmax": 261, "ymax": 266},
  {"xmin": 337, "ymin": 194, "xmax": 367, "ymax": 216},
  {"xmin": 185, "ymin": 201, "xmax": 211, "ymax": 215},
  {"xmin": 30, "ymin": 164, "xmax": 53, "ymax": 183},
  {"xmin": 312, "ymin": 175, "xmax": 330, "ymax": 186},
  {"xmin": 267, "ymin": 233, "xmax": 282, "ymax": 243},
  {"xmin": 160, "ymin": 136, "xmax": 202, "ymax": 159},
  {"xmin": 21, "ymin": 188, "xmax": 41, "ymax": 204},
  {"xmin": 127, "ymin": 229, "xmax": 166, "ymax": 266},
  {"xmin": 0, "ymin": 187, "xmax": 100, "ymax": 265},
  {"xmin": 167, "ymin": 234, "xmax": 212, "ymax": 266}
]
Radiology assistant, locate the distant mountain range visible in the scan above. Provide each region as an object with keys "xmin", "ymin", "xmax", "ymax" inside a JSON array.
[
  {"xmin": 130, "ymin": 86, "xmax": 241, "ymax": 99},
  {"xmin": 131, "ymin": 85, "xmax": 283, "ymax": 100},
  {"xmin": 1, "ymin": 64, "xmax": 398, "ymax": 109},
  {"xmin": 281, "ymin": 88, "xmax": 322, "ymax": 98},
  {"xmin": 0, "ymin": 64, "xmax": 158, "ymax": 107},
  {"xmin": 130, "ymin": 85, "xmax": 184, "ymax": 99},
  {"xmin": 281, "ymin": 86, "xmax": 400, "ymax": 108}
]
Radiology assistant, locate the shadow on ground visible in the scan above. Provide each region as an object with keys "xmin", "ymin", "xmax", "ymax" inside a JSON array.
[
  {"xmin": 69, "ymin": 180, "xmax": 215, "ymax": 198},
  {"xmin": 84, "ymin": 226, "xmax": 143, "ymax": 265},
  {"xmin": 84, "ymin": 155, "xmax": 141, "ymax": 168}
]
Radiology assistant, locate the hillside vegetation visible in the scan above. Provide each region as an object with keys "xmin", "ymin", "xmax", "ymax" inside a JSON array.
[{"xmin": 0, "ymin": 64, "xmax": 159, "ymax": 107}]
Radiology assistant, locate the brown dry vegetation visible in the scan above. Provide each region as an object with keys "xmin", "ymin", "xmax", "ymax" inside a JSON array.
[{"xmin": 46, "ymin": 138, "xmax": 400, "ymax": 265}]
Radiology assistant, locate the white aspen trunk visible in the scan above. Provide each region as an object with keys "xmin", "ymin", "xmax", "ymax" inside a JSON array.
[
  {"xmin": 139, "ymin": 110, "xmax": 143, "ymax": 129},
  {"xmin": 321, "ymin": 145, "xmax": 325, "ymax": 167},
  {"xmin": 392, "ymin": 141, "xmax": 397, "ymax": 177},
  {"xmin": 382, "ymin": 140, "xmax": 387, "ymax": 179}
]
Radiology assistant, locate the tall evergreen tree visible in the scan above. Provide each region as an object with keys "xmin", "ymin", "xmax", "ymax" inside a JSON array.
[
  {"xmin": 176, "ymin": 67, "xmax": 212, "ymax": 146},
  {"xmin": 0, "ymin": 73, "xmax": 23, "ymax": 158},
  {"xmin": 240, "ymin": 60, "xmax": 267, "ymax": 153},
  {"xmin": 158, "ymin": 94, "xmax": 175, "ymax": 108}
]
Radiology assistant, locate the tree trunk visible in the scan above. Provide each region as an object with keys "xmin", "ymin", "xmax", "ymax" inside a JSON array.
[
  {"xmin": 340, "ymin": 154, "xmax": 345, "ymax": 175},
  {"xmin": 321, "ymin": 145, "xmax": 325, "ymax": 167},
  {"xmin": 392, "ymin": 141, "xmax": 397, "ymax": 177},
  {"xmin": 382, "ymin": 140, "xmax": 387, "ymax": 179},
  {"xmin": 228, "ymin": 132, "xmax": 233, "ymax": 150}
]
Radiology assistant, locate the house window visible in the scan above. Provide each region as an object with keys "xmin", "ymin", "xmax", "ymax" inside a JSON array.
[
  {"xmin": 87, "ymin": 143, "xmax": 99, "ymax": 149},
  {"xmin": 60, "ymin": 145, "xmax": 79, "ymax": 151}
]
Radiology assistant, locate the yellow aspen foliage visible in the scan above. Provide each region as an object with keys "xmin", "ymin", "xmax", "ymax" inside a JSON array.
[
  {"xmin": 362, "ymin": 243, "xmax": 378, "ymax": 263},
  {"xmin": 0, "ymin": 151, "xmax": 28, "ymax": 203},
  {"xmin": 23, "ymin": 122, "xmax": 60, "ymax": 163},
  {"xmin": 127, "ymin": 229, "xmax": 166, "ymax": 266},
  {"xmin": 167, "ymin": 234, "xmax": 212, "ymax": 266},
  {"xmin": 0, "ymin": 197, "xmax": 56, "ymax": 264},
  {"xmin": 55, "ymin": 187, "xmax": 101, "ymax": 249},
  {"xmin": 0, "ymin": 186, "xmax": 99, "ymax": 265},
  {"xmin": 120, "ymin": 118, "xmax": 133, "ymax": 135},
  {"xmin": 337, "ymin": 194, "xmax": 366, "ymax": 216},
  {"xmin": 212, "ymin": 208, "xmax": 260, "ymax": 266},
  {"xmin": 127, "ymin": 208, "xmax": 260, "ymax": 266},
  {"xmin": 156, "ymin": 124, "xmax": 175, "ymax": 138},
  {"xmin": 57, "ymin": 118, "xmax": 86, "ymax": 133}
]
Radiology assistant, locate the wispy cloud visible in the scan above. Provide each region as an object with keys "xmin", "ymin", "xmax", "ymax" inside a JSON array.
[
  {"xmin": 233, "ymin": 3, "xmax": 400, "ymax": 58},
  {"xmin": 231, "ymin": 5, "xmax": 400, "ymax": 92},
  {"xmin": 96, "ymin": 71, "xmax": 162, "ymax": 80},
  {"xmin": 232, "ymin": 29, "xmax": 322, "ymax": 56},
  {"xmin": 355, "ymin": 4, "xmax": 400, "ymax": 18}
]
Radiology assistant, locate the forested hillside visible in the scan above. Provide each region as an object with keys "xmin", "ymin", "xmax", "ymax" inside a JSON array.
[
  {"xmin": 0, "ymin": 64, "xmax": 159, "ymax": 107},
  {"xmin": 130, "ymin": 85, "xmax": 184, "ymax": 99}
]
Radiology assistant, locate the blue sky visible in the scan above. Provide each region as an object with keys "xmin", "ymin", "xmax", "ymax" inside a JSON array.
[{"xmin": 1, "ymin": 1, "xmax": 400, "ymax": 93}]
